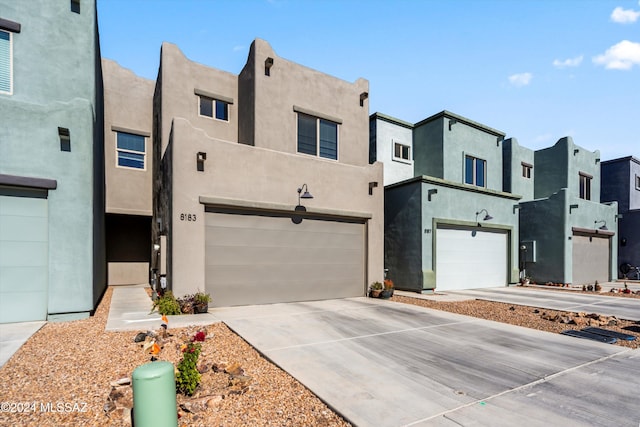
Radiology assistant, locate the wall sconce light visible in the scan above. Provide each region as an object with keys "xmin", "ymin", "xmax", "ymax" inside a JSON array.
[
  {"xmin": 265, "ymin": 57, "xmax": 274, "ymax": 76},
  {"xmin": 428, "ymin": 189, "xmax": 438, "ymax": 201},
  {"xmin": 513, "ymin": 204, "xmax": 521, "ymax": 214},
  {"xmin": 569, "ymin": 204, "xmax": 579, "ymax": 213},
  {"xmin": 573, "ymin": 149, "xmax": 580, "ymax": 155},
  {"xmin": 476, "ymin": 209, "xmax": 493, "ymax": 226},
  {"xmin": 197, "ymin": 151, "xmax": 207, "ymax": 172},
  {"xmin": 595, "ymin": 158, "xmax": 600, "ymax": 164},
  {"xmin": 448, "ymin": 119, "xmax": 458, "ymax": 131},
  {"xmin": 360, "ymin": 92, "xmax": 369, "ymax": 107},
  {"xmin": 292, "ymin": 184, "xmax": 313, "ymax": 224},
  {"xmin": 368, "ymin": 181, "xmax": 378, "ymax": 195},
  {"xmin": 595, "ymin": 220, "xmax": 607, "ymax": 231}
]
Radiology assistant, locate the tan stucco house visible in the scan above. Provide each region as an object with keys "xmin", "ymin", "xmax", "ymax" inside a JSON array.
[{"xmin": 103, "ymin": 39, "xmax": 383, "ymax": 306}]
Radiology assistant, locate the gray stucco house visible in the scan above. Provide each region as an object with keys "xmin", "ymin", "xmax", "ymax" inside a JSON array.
[
  {"xmin": 601, "ymin": 156, "xmax": 640, "ymax": 278},
  {"xmin": 0, "ymin": 0, "xmax": 105, "ymax": 323},
  {"xmin": 371, "ymin": 111, "xmax": 618, "ymax": 292},
  {"xmin": 372, "ymin": 111, "xmax": 520, "ymax": 292}
]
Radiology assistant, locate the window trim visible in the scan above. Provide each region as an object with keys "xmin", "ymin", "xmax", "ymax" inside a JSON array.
[
  {"xmin": 579, "ymin": 172, "xmax": 592, "ymax": 200},
  {"xmin": 0, "ymin": 29, "xmax": 13, "ymax": 95},
  {"xmin": 115, "ymin": 130, "xmax": 147, "ymax": 171},
  {"xmin": 392, "ymin": 140, "xmax": 412, "ymax": 164},
  {"xmin": 295, "ymin": 112, "xmax": 339, "ymax": 161},
  {"xmin": 194, "ymin": 89, "xmax": 233, "ymax": 122},
  {"xmin": 521, "ymin": 162, "xmax": 533, "ymax": 179},
  {"xmin": 464, "ymin": 154, "xmax": 487, "ymax": 188}
]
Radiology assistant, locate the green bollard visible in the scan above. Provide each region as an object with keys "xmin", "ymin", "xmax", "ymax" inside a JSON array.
[{"xmin": 132, "ymin": 361, "xmax": 178, "ymax": 427}]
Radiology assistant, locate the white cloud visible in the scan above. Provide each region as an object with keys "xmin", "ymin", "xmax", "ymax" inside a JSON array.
[
  {"xmin": 233, "ymin": 45, "xmax": 245, "ymax": 52},
  {"xmin": 593, "ymin": 40, "xmax": 640, "ymax": 70},
  {"xmin": 611, "ymin": 6, "xmax": 640, "ymax": 23},
  {"xmin": 508, "ymin": 72, "xmax": 533, "ymax": 87},
  {"xmin": 552, "ymin": 55, "xmax": 584, "ymax": 68}
]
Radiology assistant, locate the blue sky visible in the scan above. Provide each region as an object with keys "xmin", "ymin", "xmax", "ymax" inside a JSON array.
[{"xmin": 97, "ymin": 0, "xmax": 639, "ymax": 161}]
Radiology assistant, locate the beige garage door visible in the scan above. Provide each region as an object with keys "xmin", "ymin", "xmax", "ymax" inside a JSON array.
[
  {"xmin": 205, "ymin": 210, "xmax": 366, "ymax": 306},
  {"xmin": 436, "ymin": 227, "xmax": 508, "ymax": 291},
  {"xmin": 572, "ymin": 233, "xmax": 610, "ymax": 285}
]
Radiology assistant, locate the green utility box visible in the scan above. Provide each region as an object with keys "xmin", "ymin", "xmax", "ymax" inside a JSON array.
[{"xmin": 132, "ymin": 361, "xmax": 178, "ymax": 427}]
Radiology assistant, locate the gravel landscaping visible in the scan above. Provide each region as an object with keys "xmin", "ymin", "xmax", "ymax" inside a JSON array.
[{"xmin": 1, "ymin": 285, "xmax": 638, "ymax": 426}]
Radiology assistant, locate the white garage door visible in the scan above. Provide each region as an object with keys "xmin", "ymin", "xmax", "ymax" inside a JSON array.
[
  {"xmin": 572, "ymin": 234, "xmax": 610, "ymax": 285},
  {"xmin": 205, "ymin": 210, "xmax": 366, "ymax": 306},
  {"xmin": 0, "ymin": 190, "xmax": 49, "ymax": 323},
  {"xmin": 436, "ymin": 227, "xmax": 508, "ymax": 291}
]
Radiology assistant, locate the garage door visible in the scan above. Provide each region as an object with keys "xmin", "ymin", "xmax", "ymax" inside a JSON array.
[
  {"xmin": 572, "ymin": 234, "xmax": 610, "ymax": 285},
  {"xmin": 205, "ymin": 210, "xmax": 366, "ymax": 306},
  {"xmin": 436, "ymin": 227, "xmax": 508, "ymax": 291},
  {"xmin": 0, "ymin": 189, "xmax": 48, "ymax": 323}
]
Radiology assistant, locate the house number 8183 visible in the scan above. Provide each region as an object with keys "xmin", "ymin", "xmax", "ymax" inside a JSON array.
[{"xmin": 180, "ymin": 213, "xmax": 196, "ymax": 222}]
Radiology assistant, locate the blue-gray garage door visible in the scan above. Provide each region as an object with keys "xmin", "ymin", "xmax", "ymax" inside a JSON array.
[{"xmin": 0, "ymin": 189, "xmax": 48, "ymax": 323}]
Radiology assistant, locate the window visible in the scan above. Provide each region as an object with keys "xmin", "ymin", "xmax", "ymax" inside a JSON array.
[
  {"xmin": 58, "ymin": 127, "xmax": 70, "ymax": 152},
  {"xmin": 465, "ymin": 155, "xmax": 486, "ymax": 187},
  {"xmin": 199, "ymin": 95, "xmax": 229, "ymax": 121},
  {"xmin": 116, "ymin": 132, "xmax": 146, "ymax": 169},
  {"xmin": 521, "ymin": 162, "xmax": 532, "ymax": 178},
  {"xmin": 635, "ymin": 174, "xmax": 640, "ymax": 191},
  {"xmin": 393, "ymin": 142, "xmax": 411, "ymax": 162},
  {"xmin": 0, "ymin": 30, "xmax": 12, "ymax": 94},
  {"xmin": 70, "ymin": 0, "xmax": 81, "ymax": 13},
  {"xmin": 579, "ymin": 172, "xmax": 592, "ymax": 200},
  {"xmin": 297, "ymin": 113, "xmax": 338, "ymax": 160}
]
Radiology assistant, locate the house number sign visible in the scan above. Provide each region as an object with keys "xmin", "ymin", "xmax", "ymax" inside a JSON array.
[{"xmin": 179, "ymin": 213, "xmax": 197, "ymax": 222}]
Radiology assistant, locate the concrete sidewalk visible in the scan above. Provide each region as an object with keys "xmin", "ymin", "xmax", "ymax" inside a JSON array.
[
  {"xmin": 105, "ymin": 284, "xmax": 222, "ymax": 331},
  {"xmin": 0, "ymin": 321, "xmax": 46, "ymax": 368}
]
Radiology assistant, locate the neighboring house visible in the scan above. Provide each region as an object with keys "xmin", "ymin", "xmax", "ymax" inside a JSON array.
[
  {"xmin": 515, "ymin": 137, "xmax": 617, "ymax": 285},
  {"xmin": 601, "ymin": 156, "xmax": 640, "ymax": 278},
  {"xmin": 0, "ymin": 0, "xmax": 105, "ymax": 323},
  {"xmin": 373, "ymin": 111, "xmax": 521, "ymax": 292},
  {"xmin": 150, "ymin": 39, "xmax": 383, "ymax": 306},
  {"xmin": 102, "ymin": 59, "xmax": 154, "ymax": 286}
]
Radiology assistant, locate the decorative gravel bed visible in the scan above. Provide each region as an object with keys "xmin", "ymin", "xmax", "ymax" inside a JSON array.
[{"xmin": 2, "ymin": 286, "xmax": 638, "ymax": 426}]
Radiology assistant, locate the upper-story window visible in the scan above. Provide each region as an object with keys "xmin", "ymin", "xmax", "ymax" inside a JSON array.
[
  {"xmin": 579, "ymin": 172, "xmax": 592, "ymax": 200},
  {"xmin": 635, "ymin": 174, "xmax": 640, "ymax": 191},
  {"xmin": 465, "ymin": 155, "xmax": 486, "ymax": 187},
  {"xmin": 521, "ymin": 162, "xmax": 532, "ymax": 179},
  {"xmin": 393, "ymin": 141, "xmax": 411, "ymax": 162},
  {"xmin": 297, "ymin": 113, "xmax": 338, "ymax": 160},
  {"xmin": 199, "ymin": 95, "xmax": 229, "ymax": 121},
  {"xmin": 0, "ymin": 30, "xmax": 12, "ymax": 95},
  {"xmin": 71, "ymin": 0, "xmax": 81, "ymax": 13},
  {"xmin": 116, "ymin": 131, "xmax": 146, "ymax": 170}
]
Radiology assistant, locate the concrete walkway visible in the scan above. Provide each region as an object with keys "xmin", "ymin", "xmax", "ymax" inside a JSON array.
[{"xmin": 0, "ymin": 321, "xmax": 46, "ymax": 368}]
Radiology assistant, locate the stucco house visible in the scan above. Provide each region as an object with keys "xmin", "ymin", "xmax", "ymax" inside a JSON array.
[
  {"xmin": 0, "ymin": 0, "xmax": 105, "ymax": 323},
  {"xmin": 372, "ymin": 111, "xmax": 521, "ymax": 292},
  {"xmin": 514, "ymin": 137, "xmax": 617, "ymax": 285},
  {"xmin": 601, "ymin": 156, "xmax": 640, "ymax": 278},
  {"xmin": 150, "ymin": 39, "xmax": 383, "ymax": 306}
]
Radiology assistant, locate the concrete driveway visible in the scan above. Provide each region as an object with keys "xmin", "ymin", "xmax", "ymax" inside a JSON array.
[
  {"xmin": 214, "ymin": 298, "xmax": 639, "ymax": 427},
  {"xmin": 445, "ymin": 287, "xmax": 640, "ymax": 321}
]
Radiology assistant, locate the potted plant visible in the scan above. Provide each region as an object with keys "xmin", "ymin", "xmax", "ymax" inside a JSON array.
[
  {"xmin": 380, "ymin": 279, "xmax": 395, "ymax": 299},
  {"xmin": 193, "ymin": 291, "xmax": 211, "ymax": 313},
  {"xmin": 369, "ymin": 281, "xmax": 383, "ymax": 298}
]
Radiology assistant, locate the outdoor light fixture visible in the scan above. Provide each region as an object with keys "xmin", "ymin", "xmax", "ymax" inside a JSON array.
[
  {"xmin": 476, "ymin": 209, "xmax": 493, "ymax": 222},
  {"xmin": 297, "ymin": 184, "xmax": 313, "ymax": 205},
  {"xmin": 448, "ymin": 119, "xmax": 458, "ymax": 131},
  {"xmin": 360, "ymin": 92, "xmax": 369, "ymax": 107},
  {"xmin": 595, "ymin": 220, "xmax": 608, "ymax": 231}
]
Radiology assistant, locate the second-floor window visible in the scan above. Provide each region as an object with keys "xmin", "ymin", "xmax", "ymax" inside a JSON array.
[
  {"xmin": 0, "ymin": 30, "xmax": 12, "ymax": 95},
  {"xmin": 393, "ymin": 142, "xmax": 411, "ymax": 162},
  {"xmin": 465, "ymin": 155, "xmax": 486, "ymax": 187},
  {"xmin": 521, "ymin": 162, "xmax": 532, "ymax": 178},
  {"xmin": 297, "ymin": 113, "xmax": 338, "ymax": 160},
  {"xmin": 199, "ymin": 95, "xmax": 229, "ymax": 121},
  {"xmin": 579, "ymin": 172, "xmax": 592, "ymax": 200},
  {"xmin": 116, "ymin": 132, "xmax": 146, "ymax": 170}
]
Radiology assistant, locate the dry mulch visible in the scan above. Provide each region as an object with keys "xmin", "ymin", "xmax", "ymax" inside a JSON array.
[
  {"xmin": 2, "ymin": 286, "xmax": 639, "ymax": 426},
  {"xmin": 0, "ymin": 287, "xmax": 350, "ymax": 427}
]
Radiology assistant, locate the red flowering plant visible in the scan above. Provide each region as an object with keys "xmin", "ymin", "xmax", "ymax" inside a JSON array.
[
  {"xmin": 384, "ymin": 279, "xmax": 394, "ymax": 290},
  {"xmin": 191, "ymin": 330, "xmax": 206, "ymax": 342}
]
